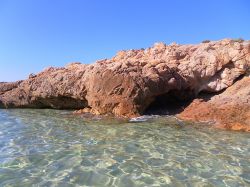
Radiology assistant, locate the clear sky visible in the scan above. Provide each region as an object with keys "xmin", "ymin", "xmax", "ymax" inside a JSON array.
[{"xmin": 0, "ymin": 0, "xmax": 249, "ymax": 81}]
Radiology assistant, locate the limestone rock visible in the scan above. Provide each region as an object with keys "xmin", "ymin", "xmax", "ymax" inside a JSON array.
[
  {"xmin": 179, "ymin": 76, "xmax": 250, "ymax": 131},
  {"xmin": 0, "ymin": 39, "xmax": 250, "ymax": 127}
]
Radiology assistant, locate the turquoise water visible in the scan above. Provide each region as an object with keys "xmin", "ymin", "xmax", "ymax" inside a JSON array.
[{"xmin": 0, "ymin": 109, "xmax": 250, "ymax": 187}]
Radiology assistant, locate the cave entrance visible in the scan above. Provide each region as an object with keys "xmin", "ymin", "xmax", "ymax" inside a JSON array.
[{"xmin": 143, "ymin": 90, "xmax": 194, "ymax": 115}]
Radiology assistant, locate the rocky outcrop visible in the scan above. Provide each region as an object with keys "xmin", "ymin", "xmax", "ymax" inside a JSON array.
[
  {"xmin": 0, "ymin": 39, "xmax": 250, "ymax": 130},
  {"xmin": 0, "ymin": 65, "xmax": 89, "ymax": 109},
  {"xmin": 0, "ymin": 81, "xmax": 23, "ymax": 107},
  {"xmin": 179, "ymin": 76, "xmax": 250, "ymax": 131},
  {"xmin": 0, "ymin": 81, "xmax": 22, "ymax": 95}
]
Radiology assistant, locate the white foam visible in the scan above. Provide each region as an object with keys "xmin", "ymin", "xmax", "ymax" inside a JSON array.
[{"xmin": 129, "ymin": 115, "xmax": 160, "ymax": 122}]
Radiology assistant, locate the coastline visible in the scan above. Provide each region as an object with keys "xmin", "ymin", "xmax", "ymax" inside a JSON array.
[{"xmin": 0, "ymin": 39, "xmax": 250, "ymax": 131}]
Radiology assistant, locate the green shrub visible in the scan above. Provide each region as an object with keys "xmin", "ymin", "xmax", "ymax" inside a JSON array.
[
  {"xmin": 202, "ymin": 40, "xmax": 210, "ymax": 43},
  {"xmin": 233, "ymin": 38, "xmax": 244, "ymax": 43}
]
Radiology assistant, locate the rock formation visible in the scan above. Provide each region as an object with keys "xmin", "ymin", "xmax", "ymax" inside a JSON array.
[
  {"xmin": 0, "ymin": 39, "xmax": 250, "ymax": 130},
  {"xmin": 0, "ymin": 81, "xmax": 22, "ymax": 95},
  {"xmin": 179, "ymin": 76, "xmax": 250, "ymax": 131}
]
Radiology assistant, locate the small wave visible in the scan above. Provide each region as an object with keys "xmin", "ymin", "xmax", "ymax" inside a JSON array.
[{"xmin": 129, "ymin": 115, "xmax": 160, "ymax": 122}]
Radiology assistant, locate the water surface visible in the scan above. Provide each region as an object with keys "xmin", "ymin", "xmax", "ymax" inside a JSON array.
[{"xmin": 0, "ymin": 109, "xmax": 249, "ymax": 186}]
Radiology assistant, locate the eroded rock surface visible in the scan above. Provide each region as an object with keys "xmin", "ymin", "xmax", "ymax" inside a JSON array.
[
  {"xmin": 0, "ymin": 81, "xmax": 22, "ymax": 95},
  {"xmin": 0, "ymin": 39, "xmax": 250, "ymax": 130},
  {"xmin": 179, "ymin": 76, "xmax": 250, "ymax": 131}
]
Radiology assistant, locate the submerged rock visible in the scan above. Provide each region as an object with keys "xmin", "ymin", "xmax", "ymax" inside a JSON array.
[{"xmin": 0, "ymin": 39, "xmax": 250, "ymax": 130}]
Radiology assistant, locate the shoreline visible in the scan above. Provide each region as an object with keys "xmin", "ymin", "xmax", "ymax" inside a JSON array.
[{"xmin": 0, "ymin": 39, "xmax": 250, "ymax": 132}]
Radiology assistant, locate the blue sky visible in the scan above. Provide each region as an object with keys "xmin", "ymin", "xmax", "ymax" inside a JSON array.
[{"xmin": 0, "ymin": 0, "xmax": 249, "ymax": 81}]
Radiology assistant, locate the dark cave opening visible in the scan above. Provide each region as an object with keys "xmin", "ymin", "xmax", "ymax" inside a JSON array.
[
  {"xmin": 143, "ymin": 72, "xmax": 248, "ymax": 116},
  {"xmin": 143, "ymin": 86, "xmax": 230, "ymax": 116},
  {"xmin": 143, "ymin": 90, "xmax": 195, "ymax": 115}
]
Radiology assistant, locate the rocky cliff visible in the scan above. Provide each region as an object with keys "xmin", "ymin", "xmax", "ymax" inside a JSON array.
[{"xmin": 0, "ymin": 39, "xmax": 250, "ymax": 130}]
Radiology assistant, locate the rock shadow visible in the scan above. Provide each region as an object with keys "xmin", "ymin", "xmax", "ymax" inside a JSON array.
[{"xmin": 143, "ymin": 90, "xmax": 195, "ymax": 115}]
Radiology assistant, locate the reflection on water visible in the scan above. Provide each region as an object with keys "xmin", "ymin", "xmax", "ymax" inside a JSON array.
[{"xmin": 0, "ymin": 109, "xmax": 249, "ymax": 186}]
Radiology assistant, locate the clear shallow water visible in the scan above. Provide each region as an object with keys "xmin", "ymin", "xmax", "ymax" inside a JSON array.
[{"xmin": 0, "ymin": 109, "xmax": 250, "ymax": 187}]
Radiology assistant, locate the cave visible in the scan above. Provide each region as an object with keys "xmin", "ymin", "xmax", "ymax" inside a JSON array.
[{"xmin": 143, "ymin": 90, "xmax": 195, "ymax": 115}]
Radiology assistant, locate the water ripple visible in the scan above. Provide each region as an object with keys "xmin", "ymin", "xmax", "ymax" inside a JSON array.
[{"xmin": 0, "ymin": 109, "xmax": 250, "ymax": 186}]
